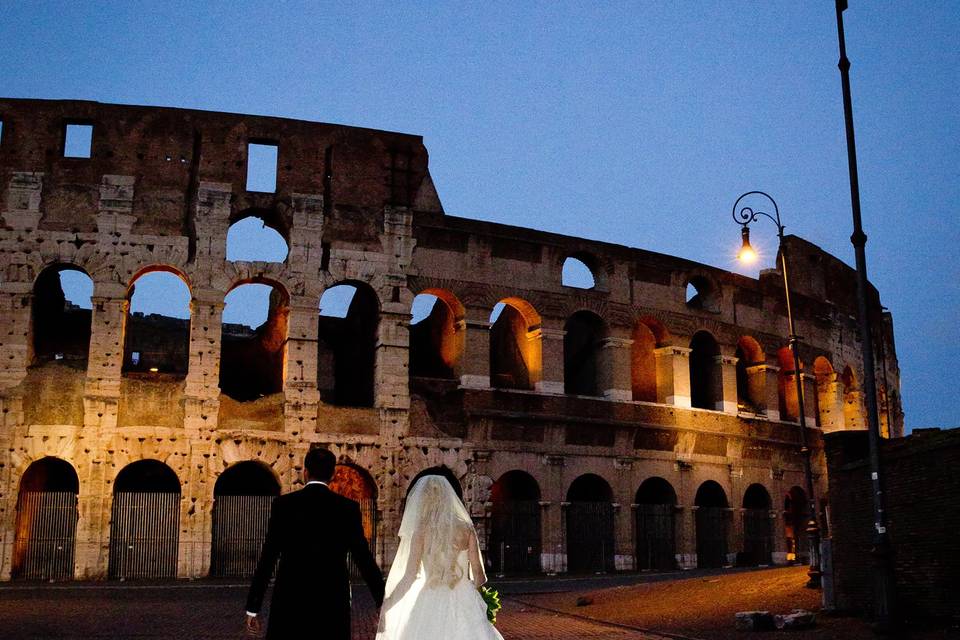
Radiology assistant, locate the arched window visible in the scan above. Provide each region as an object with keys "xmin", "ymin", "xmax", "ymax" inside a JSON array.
[
  {"xmin": 685, "ymin": 275, "xmax": 718, "ymax": 312},
  {"xmin": 566, "ymin": 474, "xmax": 615, "ymax": 573},
  {"xmin": 489, "ymin": 298, "xmax": 542, "ymax": 391},
  {"xmin": 211, "ymin": 461, "xmax": 280, "ymax": 578},
  {"xmin": 564, "ymin": 311, "xmax": 606, "ymax": 396},
  {"xmin": 742, "ymin": 484, "xmax": 773, "ymax": 566},
  {"xmin": 561, "ymin": 256, "xmax": 595, "ymax": 289},
  {"xmin": 226, "ymin": 214, "xmax": 288, "ymax": 263},
  {"xmin": 123, "ymin": 270, "xmax": 191, "ymax": 377},
  {"xmin": 490, "ymin": 471, "xmax": 542, "ymax": 575},
  {"xmin": 694, "ymin": 480, "xmax": 729, "ymax": 568},
  {"xmin": 634, "ymin": 477, "xmax": 677, "ymax": 571},
  {"xmin": 777, "ymin": 347, "xmax": 802, "ymax": 422},
  {"xmin": 220, "ymin": 282, "xmax": 289, "ymax": 402},
  {"xmin": 32, "ymin": 265, "xmax": 93, "ymax": 365},
  {"xmin": 13, "ymin": 457, "xmax": 80, "ymax": 580},
  {"xmin": 109, "ymin": 460, "xmax": 181, "ymax": 579},
  {"xmin": 631, "ymin": 318, "xmax": 665, "ymax": 402},
  {"xmin": 735, "ymin": 336, "xmax": 765, "ymax": 413},
  {"xmin": 318, "ymin": 283, "xmax": 379, "ymax": 407},
  {"xmin": 689, "ymin": 331, "xmax": 721, "ymax": 410},
  {"xmin": 409, "ymin": 289, "xmax": 465, "ymax": 380}
]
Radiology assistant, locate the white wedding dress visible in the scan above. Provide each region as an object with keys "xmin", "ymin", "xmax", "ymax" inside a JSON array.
[{"xmin": 376, "ymin": 475, "xmax": 505, "ymax": 640}]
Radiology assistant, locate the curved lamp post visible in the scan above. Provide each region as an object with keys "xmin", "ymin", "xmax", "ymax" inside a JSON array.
[{"xmin": 732, "ymin": 191, "xmax": 822, "ymax": 588}]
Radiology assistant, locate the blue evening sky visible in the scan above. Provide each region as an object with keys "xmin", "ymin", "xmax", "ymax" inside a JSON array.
[{"xmin": 2, "ymin": 2, "xmax": 956, "ymax": 429}]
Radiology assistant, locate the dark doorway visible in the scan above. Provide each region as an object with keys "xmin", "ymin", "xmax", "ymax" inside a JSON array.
[
  {"xmin": 109, "ymin": 460, "xmax": 181, "ymax": 580},
  {"xmin": 634, "ymin": 477, "xmax": 677, "ymax": 571},
  {"xmin": 695, "ymin": 480, "xmax": 728, "ymax": 568},
  {"xmin": 566, "ymin": 474, "xmax": 615, "ymax": 574},
  {"xmin": 741, "ymin": 484, "xmax": 773, "ymax": 566},
  {"xmin": 210, "ymin": 462, "xmax": 280, "ymax": 578},
  {"xmin": 563, "ymin": 311, "xmax": 605, "ymax": 396},
  {"xmin": 13, "ymin": 457, "xmax": 79, "ymax": 580},
  {"xmin": 489, "ymin": 470, "xmax": 542, "ymax": 575}
]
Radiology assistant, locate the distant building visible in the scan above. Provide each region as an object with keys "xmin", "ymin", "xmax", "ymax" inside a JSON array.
[{"xmin": 0, "ymin": 98, "xmax": 902, "ymax": 581}]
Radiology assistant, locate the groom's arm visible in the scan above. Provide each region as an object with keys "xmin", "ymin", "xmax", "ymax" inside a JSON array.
[
  {"xmin": 347, "ymin": 501, "xmax": 385, "ymax": 607},
  {"xmin": 246, "ymin": 498, "xmax": 283, "ymax": 616}
]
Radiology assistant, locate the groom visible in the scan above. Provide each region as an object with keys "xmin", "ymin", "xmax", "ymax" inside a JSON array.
[{"xmin": 245, "ymin": 447, "xmax": 385, "ymax": 639}]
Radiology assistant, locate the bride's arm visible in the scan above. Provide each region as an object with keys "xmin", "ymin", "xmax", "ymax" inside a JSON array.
[
  {"xmin": 468, "ymin": 528, "xmax": 487, "ymax": 588},
  {"xmin": 384, "ymin": 530, "xmax": 425, "ymax": 608}
]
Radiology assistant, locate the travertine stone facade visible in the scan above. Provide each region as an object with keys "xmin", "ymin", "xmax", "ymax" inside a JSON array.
[{"xmin": 0, "ymin": 99, "xmax": 903, "ymax": 580}]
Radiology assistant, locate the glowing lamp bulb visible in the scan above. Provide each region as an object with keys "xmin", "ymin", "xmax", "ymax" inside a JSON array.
[
  {"xmin": 149, "ymin": 367, "xmax": 159, "ymax": 373},
  {"xmin": 738, "ymin": 226, "xmax": 757, "ymax": 264}
]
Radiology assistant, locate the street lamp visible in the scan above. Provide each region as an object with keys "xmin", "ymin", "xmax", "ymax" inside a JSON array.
[{"xmin": 732, "ymin": 191, "xmax": 822, "ymax": 588}]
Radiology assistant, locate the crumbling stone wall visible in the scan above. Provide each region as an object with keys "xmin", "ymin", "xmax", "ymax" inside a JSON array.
[{"xmin": 0, "ymin": 98, "xmax": 902, "ymax": 580}]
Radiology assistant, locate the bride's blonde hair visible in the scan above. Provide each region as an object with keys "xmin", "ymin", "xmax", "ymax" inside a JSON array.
[{"xmin": 400, "ymin": 475, "xmax": 474, "ymax": 588}]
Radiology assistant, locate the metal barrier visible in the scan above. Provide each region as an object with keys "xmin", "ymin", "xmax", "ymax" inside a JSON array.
[
  {"xmin": 108, "ymin": 491, "xmax": 180, "ymax": 579},
  {"xmin": 210, "ymin": 494, "xmax": 275, "ymax": 578},
  {"xmin": 13, "ymin": 491, "xmax": 78, "ymax": 580}
]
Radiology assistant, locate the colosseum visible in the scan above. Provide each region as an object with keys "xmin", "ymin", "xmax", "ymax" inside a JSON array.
[{"xmin": 0, "ymin": 98, "xmax": 903, "ymax": 582}]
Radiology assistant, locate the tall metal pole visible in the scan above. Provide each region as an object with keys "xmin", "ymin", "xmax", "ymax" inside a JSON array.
[
  {"xmin": 777, "ymin": 233, "xmax": 822, "ymax": 588},
  {"xmin": 732, "ymin": 191, "xmax": 821, "ymax": 588},
  {"xmin": 834, "ymin": 1, "xmax": 896, "ymax": 630}
]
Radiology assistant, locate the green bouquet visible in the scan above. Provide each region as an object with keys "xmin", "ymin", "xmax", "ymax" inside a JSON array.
[{"xmin": 479, "ymin": 586, "xmax": 502, "ymax": 624}]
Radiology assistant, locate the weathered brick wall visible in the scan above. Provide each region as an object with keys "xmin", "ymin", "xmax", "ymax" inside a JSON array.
[{"xmin": 825, "ymin": 429, "xmax": 960, "ymax": 619}]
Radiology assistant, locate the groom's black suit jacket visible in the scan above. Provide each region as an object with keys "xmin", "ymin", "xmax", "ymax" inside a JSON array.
[{"xmin": 246, "ymin": 483, "xmax": 385, "ymax": 640}]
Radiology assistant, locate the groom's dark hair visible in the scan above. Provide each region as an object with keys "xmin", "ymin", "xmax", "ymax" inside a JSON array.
[{"xmin": 304, "ymin": 447, "xmax": 336, "ymax": 482}]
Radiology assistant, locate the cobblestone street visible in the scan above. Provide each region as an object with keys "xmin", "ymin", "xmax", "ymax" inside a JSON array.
[{"xmin": 0, "ymin": 581, "xmax": 668, "ymax": 640}]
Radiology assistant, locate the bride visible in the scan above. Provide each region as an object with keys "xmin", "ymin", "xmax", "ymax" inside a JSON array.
[{"xmin": 376, "ymin": 474, "xmax": 505, "ymax": 640}]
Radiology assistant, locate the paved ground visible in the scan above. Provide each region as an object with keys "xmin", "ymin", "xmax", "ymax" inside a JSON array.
[{"xmin": 0, "ymin": 579, "xmax": 670, "ymax": 640}]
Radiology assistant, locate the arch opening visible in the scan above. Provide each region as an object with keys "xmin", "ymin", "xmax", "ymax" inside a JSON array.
[
  {"xmin": 226, "ymin": 214, "xmax": 289, "ymax": 263},
  {"xmin": 409, "ymin": 290, "xmax": 464, "ymax": 380},
  {"xmin": 694, "ymin": 480, "xmax": 729, "ymax": 569},
  {"xmin": 13, "ymin": 457, "xmax": 80, "ymax": 580},
  {"xmin": 634, "ymin": 477, "xmax": 677, "ymax": 571},
  {"xmin": 490, "ymin": 470, "xmax": 542, "ymax": 575},
  {"xmin": 109, "ymin": 460, "xmax": 181, "ymax": 579},
  {"xmin": 689, "ymin": 331, "xmax": 722, "ymax": 410},
  {"xmin": 564, "ymin": 311, "xmax": 606, "ymax": 396},
  {"xmin": 220, "ymin": 282, "xmax": 289, "ymax": 402},
  {"xmin": 329, "ymin": 463, "xmax": 379, "ymax": 579},
  {"xmin": 561, "ymin": 256, "xmax": 595, "ymax": 289},
  {"xmin": 741, "ymin": 484, "xmax": 773, "ymax": 566},
  {"xmin": 408, "ymin": 465, "xmax": 463, "ymax": 500},
  {"xmin": 318, "ymin": 283, "xmax": 379, "ymax": 407},
  {"xmin": 685, "ymin": 276, "xmax": 718, "ymax": 312},
  {"xmin": 489, "ymin": 298, "xmax": 541, "ymax": 391},
  {"xmin": 631, "ymin": 320, "xmax": 659, "ymax": 402},
  {"xmin": 841, "ymin": 366, "xmax": 864, "ymax": 430},
  {"xmin": 32, "ymin": 265, "xmax": 93, "ymax": 366},
  {"xmin": 566, "ymin": 474, "xmax": 615, "ymax": 573},
  {"xmin": 210, "ymin": 461, "xmax": 280, "ymax": 578},
  {"xmin": 123, "ymin": 270, "xmax": 191, "ymax": 377}
]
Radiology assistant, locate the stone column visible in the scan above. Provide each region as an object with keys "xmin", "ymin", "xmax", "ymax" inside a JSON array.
[
  {"xmin": 600, "ymin": 335, "xmax": 633, "ymax": 402},
  {"xmin": 745, "ymin": 364, "xmax": 768, "ymax": 414},
  {"xmin": 612, "ymin": 457, "xmax": 634, "ymax": 570},
  {"xmin": 84, "ymin": 283, "xmax": 128, "ymax": 430},
  {"xmin": 283, "ymin": 297, "xmax": 321, "ymax": 435},
  {"xmin": 184, "ymin": 291, "xmax": 223, "ymax": 433},
  {"xmin": 459, "ymin": 306, "xmax": 490, "ymax": 389},
  {"xmin": 762, "ymin": 364, "xmax": 782, "ymax": 421},
  {"xmin": 541, "ymin": 454, "xmax": 565, "ymax": 573},
  {"xmin": 654, "ymin": 346, "xmax": 692, "ymax": 407},
  {"xmin": 0, "ymin": 282, "xmax": 32, "ymax": 390},
  {"xmin": 74, "ymin": 454, "xmax": 109, "ymax": 579},
  {"xmin": 683, "ymin": 506, "xmax": 699, "ymax": 569},
  {"xmin": 375, "ymin": 307, "xmax": 411, "ymax": 412},
  {"xmin": 719, "ymin": 354, "xmax": 739, "ymax": 414},
  {"xmin": 536, "ymin": 323, "xmax": 565, "ymax": 394},
  {"xmin": 819, "ymin": 379, "xmax": 845, "ymax": 433},
  {"xmin": 770, "ymin": 469, "xmax": 788, "ymax": 564}
]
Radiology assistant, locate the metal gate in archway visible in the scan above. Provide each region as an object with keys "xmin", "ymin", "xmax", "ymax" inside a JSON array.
[
  {"xmin": 348, "ymin": 498, "xmax": 378, "ymax": 582},
  {"xmin": 635, "ymin": 504, "xmax": 675, "ymax": 571},
  {"xmin": 211, "ymin": 494, "xmax": 275, "ymax": 578},
  {"xmin": 695, "ymin": 506, "xmax": 727, "ymax": 568},
  {"xmin": 108, "ymin": 492, "xmax": 180, "ymax": 579},
  {"xmin": 743, "ymin": 508, "xmax": 772, "ymax": 566},
  {"xmin": 490, "ymin": 499, "xmax": 541, "ymax": 575},
  {"xmin": 566, "ymin": 501, "xmax": 615, "ymax": 574},
  {"xmin": 13, "ymin": 491, "xmax": 78, "ymax": 580}
]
